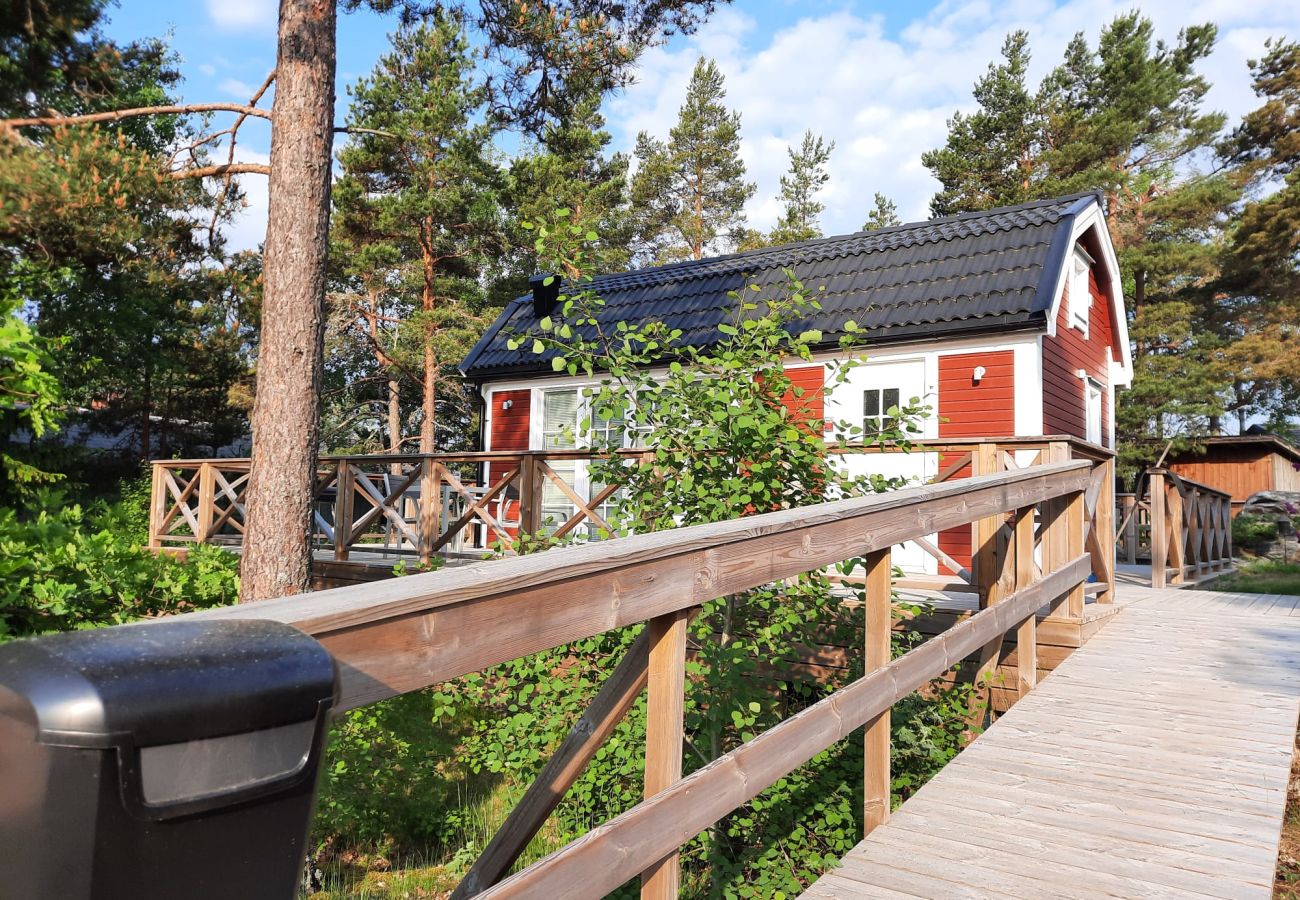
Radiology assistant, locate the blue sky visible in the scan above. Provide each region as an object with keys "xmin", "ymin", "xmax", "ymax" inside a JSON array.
[{"xmin": 104, "ymin": 0, "xmax": 1300, "ymax": 252}]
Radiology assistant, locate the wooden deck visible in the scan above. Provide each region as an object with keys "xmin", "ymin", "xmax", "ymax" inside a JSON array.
[{"xmin": 802, "ymin": 585, "xmax": 1300, "ymax": 899}]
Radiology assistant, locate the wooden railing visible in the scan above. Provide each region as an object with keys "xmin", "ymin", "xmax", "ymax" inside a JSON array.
[
  {"xmin": 147, "ymin": 450, "xmax": 644, "ymax": 563},
  {"xmin": 170, "ymin": 456, "xmax": 1100, "ymax": 898},
  {"xmin": 149, "ymin": 435, "xmax": 1115, "ymax": 597},
  {"xmin": 1116, "ymin": 468, "xmax": 1233, "ymax": 589}
]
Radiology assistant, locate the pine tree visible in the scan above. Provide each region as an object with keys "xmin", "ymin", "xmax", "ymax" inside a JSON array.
[
  {"xmin": 332, "ymin": 15, "xmax": 503, "ymax": 454},
  {"xmin": 1036, "ymin": 16, "xmax": 1236, "ymax": 454},
  {"xmin": 497, "ymin": 92, "xmax": 632, "ymax": 300},
  {"xmin": 1115, "ymin": 300, "xmax": 1226, "ymax": 459},
  {"xmin": 1214, "ymin": 39, "xmax": 1300, "ymax": 430},
  {"xmin": 0, "ymin": 7, "xmax": 250, "ymax": 464},
  {"xmin": 631, "ymin": 57, "xmax": 756, "ymax": 262},
  {"xmin": 769, "ymin": 130, "xmax": 834, "ymax": 245},
  {"xmin": 862, "ymin": 193, "xmax": 901, "ymax": 230},
  {"xmin": 926, "ymin": 16, "xmax": 1239, "ymax": 458},
  {"xmin": 921, "ymin": 31, "xmax": 1038, "ymax": 217}
]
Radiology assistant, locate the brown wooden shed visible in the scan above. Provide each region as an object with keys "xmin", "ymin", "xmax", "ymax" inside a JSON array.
[{"xmin": 1164, "ymin": 435, "xmax": 1300, "ymax": 514}]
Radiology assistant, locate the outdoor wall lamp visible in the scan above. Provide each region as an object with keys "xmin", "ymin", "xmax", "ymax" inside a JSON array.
[
  {"xmin": 502, "ymin": 399, "xmax": 513, "ymax": 410},
  {"xmin": 972, "ymin": 366, "xmax": 986, "ymax": 385}
]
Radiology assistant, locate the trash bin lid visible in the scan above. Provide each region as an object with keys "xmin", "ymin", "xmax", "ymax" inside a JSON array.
[{"xmin": 0, "ymin": 619, "xmax": 337, "ymax": 749}]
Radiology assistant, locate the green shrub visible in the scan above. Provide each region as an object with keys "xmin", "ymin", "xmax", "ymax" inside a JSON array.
[
  {"xmin": 0, "ymin": 489, "xmax": 239, "ymax": 639},
  {"xmin": 1233, "ymin": 513, "xmax": 1279, "ymax": 551},
  {"xmin": 314, "ymin": 691, "xmax": 487, "ymax": 851}
]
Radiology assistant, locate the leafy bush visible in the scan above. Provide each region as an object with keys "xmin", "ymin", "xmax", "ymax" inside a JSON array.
[
  {"xmin": 1234, "ymin": 513, "xmax": 1280, "ymax": 552},
  {"xmin": 0, "ymin": 490, "xmax": 239, "ymax": 640}
]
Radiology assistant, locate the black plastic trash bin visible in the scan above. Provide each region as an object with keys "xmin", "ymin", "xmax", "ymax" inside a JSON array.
[{"xmin": 0, "ymin": 618, "xmax": 338, "ymax": 899}]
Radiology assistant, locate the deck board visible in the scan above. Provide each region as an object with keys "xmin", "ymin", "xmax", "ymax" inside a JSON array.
[{"xmin": 799, "ymin": 585, "xmax": 1300, "ymax": 899}]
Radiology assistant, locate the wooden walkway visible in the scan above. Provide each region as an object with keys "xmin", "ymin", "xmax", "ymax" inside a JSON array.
[{"xmin": 802, "ymin": 586, "xmax": 1300, "ymax": 899}]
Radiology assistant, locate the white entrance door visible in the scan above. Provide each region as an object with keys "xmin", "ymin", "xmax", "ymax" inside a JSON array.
[{"xmin": 826, "ymin": 358, "xmax": 936, "ymax": 572}]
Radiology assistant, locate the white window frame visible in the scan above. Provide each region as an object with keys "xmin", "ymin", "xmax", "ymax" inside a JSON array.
[
  {"xmin": 1084, "ymin": 378, "xmax": 1103, "ymax": 445},
  {"xmin": 537, "ymin": 385, "xmax": 640, "ymax": 538},
  {"xmin": 1069, "ymin": 245, "xmax": 1095, "ymax": 336},
  {"xmin": 863, "ymin": 385, "xmax": 902, "ymax": 438},
  {"xmin": 540, "ymin": 388, "xmax": 581, "ymax": 449}
]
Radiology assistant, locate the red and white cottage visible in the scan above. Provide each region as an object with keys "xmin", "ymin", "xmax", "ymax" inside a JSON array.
[{"xmin": 460, "ymin": 192, "xmax": 1131, "ymax": 572}]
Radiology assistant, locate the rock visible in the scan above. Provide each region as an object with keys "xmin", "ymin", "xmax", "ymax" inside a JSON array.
[{"xmin": 1240, "ymin": 491, "xmax": 1300, "ymax": 520}]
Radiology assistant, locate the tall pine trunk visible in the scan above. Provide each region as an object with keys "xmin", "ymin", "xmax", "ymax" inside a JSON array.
[
  {"xmin": 241, "ymin": 0, "xmax": 336, "ymax": 601},
  {"xmin": 421, "ymin": 334, "xmax": 436, "ymax": 453},
  {"xmin": 420, "ymin": 229, "xmax": 437, "ymax": 453},
  {"xmin": 387, "ymin": 377, "xmax": 402, "ymax": 452}
]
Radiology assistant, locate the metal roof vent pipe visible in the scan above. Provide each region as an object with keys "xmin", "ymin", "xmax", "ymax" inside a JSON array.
[{"xmin": 530, "ymin": 273, "xmax": 561, "ymax": 318}]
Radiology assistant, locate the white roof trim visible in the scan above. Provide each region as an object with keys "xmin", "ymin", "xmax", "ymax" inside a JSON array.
[{"xmin": 1043, "ymin": 200, "xmax": 1132, "ymax": 385}]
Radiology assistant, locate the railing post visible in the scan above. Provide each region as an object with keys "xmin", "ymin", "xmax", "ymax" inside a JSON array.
[
  {"xmin": 1168, "ymin": 478, "xmax": 1187, "ymax": 585},
  {"xmin": 1149, "ymin": 469, "xmax": 1167, "ymax": 590},
  {"xmin": 972, "ymin": 442, "xmax": 1008, "ymax": 609},
  {"xmin": 196, "ymin": 462, "xmax": 216, "ymax": 544},
  {"xmin": 1040, "ymin": 442, "xmax": 1084, "ymax": 619},
  {"xmin": 148, "ymin": 463, "xmax": 165, "ymax": 549},
  {"xmin": 1013, "ymin": 505, "xmax": 1036, "ymax": 699},
  {"xmin": 1093, "ymin": 456, "xmax": 1115, "ymax": 603},
  {"xmin": 863, "ymin": 548, "xmax": 892, "ymax": 835},
  {"xmin": 334, "ymin": 462, "xmax": 354, "ymax": 562},
  {"xmin": 518, "ymin": 454, "xmax": 541, "ymax": 536},
  {"xmin": 641, "ymin": 608, "xmax": 690, "ymax": 900},
  {"xmin": 1216, "ymin": 496, "xmax": 1227, "ymax": 567},
  {"xmin": 1122, "ymin": 495, "xmax": 1138, "ymax": 565}
]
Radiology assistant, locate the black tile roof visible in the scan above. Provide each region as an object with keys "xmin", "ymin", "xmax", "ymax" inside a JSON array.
[{"xmin": 461, "ymin": 192, "xmax": 1101, "ymax": 379}]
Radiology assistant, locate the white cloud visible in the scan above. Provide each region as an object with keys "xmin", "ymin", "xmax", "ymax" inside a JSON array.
[
  {"xmin": 205, "ymin": 0, "xmax": 276, "ymax": 31},
  {"xmin": 216, "ymin": 148, "xmax": 270, "ymax": 254},
  {"xmin": 218, "ymin": 77, "xmax": 257, "ymax": 99},
  {"xmin": 198, "ymin": 63, "xmax": 217, "ymax": 77},
  {"xmin": 607, "ymin": 0, "xmax": 1300, "ymax": 235}
]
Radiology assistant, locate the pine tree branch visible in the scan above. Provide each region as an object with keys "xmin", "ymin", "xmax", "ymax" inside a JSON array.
[
  {"xmin": 334, "ymin": 126, "xmax": 398, "ymax": 138},
  {"xmin": 0, "ymin": 103, "xmax": 272, "ymax": 129},
  {"xmin": 171, "ymin": 163, "xmax": 272, "ymax": 180},
  {"xmin": 203, "ymin": 70, "xmax": 277, "ymax": 248}
]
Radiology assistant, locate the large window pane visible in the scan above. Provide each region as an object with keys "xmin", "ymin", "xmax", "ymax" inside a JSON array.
[{"xmin": 542, "ymin": 390, "xmax": 579, "ymax": 449}]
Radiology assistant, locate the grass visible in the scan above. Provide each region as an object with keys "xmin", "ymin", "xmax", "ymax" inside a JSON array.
[
  {"xmin": 1206, "ymin": 558, "xmax": 1300, "ymax": 595},
  {"xmin": 306, "ymin": 775, "xmax": 577, "ymax": 899}
]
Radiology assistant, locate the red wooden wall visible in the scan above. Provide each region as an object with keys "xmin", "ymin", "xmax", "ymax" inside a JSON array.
[
  {"xmin": 781, "ymin": 365, "xmax": 825, "ymax": 430},
  {"xmin": 1042, "ymin": 257, "xmax": 1115, "ymax": 446},
  {"xmin": 936, "ymin": 350, "xmax": 1015, "ymax": 573}
]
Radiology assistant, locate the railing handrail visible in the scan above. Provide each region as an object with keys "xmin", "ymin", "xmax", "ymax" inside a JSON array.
[
  {"xmin": 148, "ymin": 434, "xmax": 1116, "ymax": 470},
  {"xmin": 185, "ymin": 459, "xmax": 1093, "ymax": 711},
  {"xmin": 1154, "ymin": 466, "xmax": 1233, "ymax": 501}
]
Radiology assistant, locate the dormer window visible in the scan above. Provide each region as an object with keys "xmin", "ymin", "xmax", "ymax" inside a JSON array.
[{"xmin": 1069, "ymin": 245, "xmax": 1095, "ymax": 335}]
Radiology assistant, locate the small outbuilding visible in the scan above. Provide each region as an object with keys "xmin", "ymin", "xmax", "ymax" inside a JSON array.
[{"xmin": 1165, "ymin": 434, "xmax": 1300, "ymax": 515}]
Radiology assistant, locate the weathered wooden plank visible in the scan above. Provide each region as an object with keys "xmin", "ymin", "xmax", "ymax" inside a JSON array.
[
  {"xmin": 802, "ymin": 592, "xmax": 1300, "ymax": 900},
  {"xmin": 904, "ymin": 780, "xmax": 1282, "ymax": 871},
  {"xmin": 883, "ymin": 806, "xmax": 1267, "ymax": 896},
  {"xmin": 861, "ymin": 549, "xmax": 890, "ymax": 835},
  {"xmin": 1013, "ymin": 506, "xmax": 1036, "ymax": 699},
  {"xmin": 861, "ymin": 823, "xmax": 1218, "ymax": 898},
  {"xmin": 641, "ymin": 609, "xmax": 690, "ymax": 900}
]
